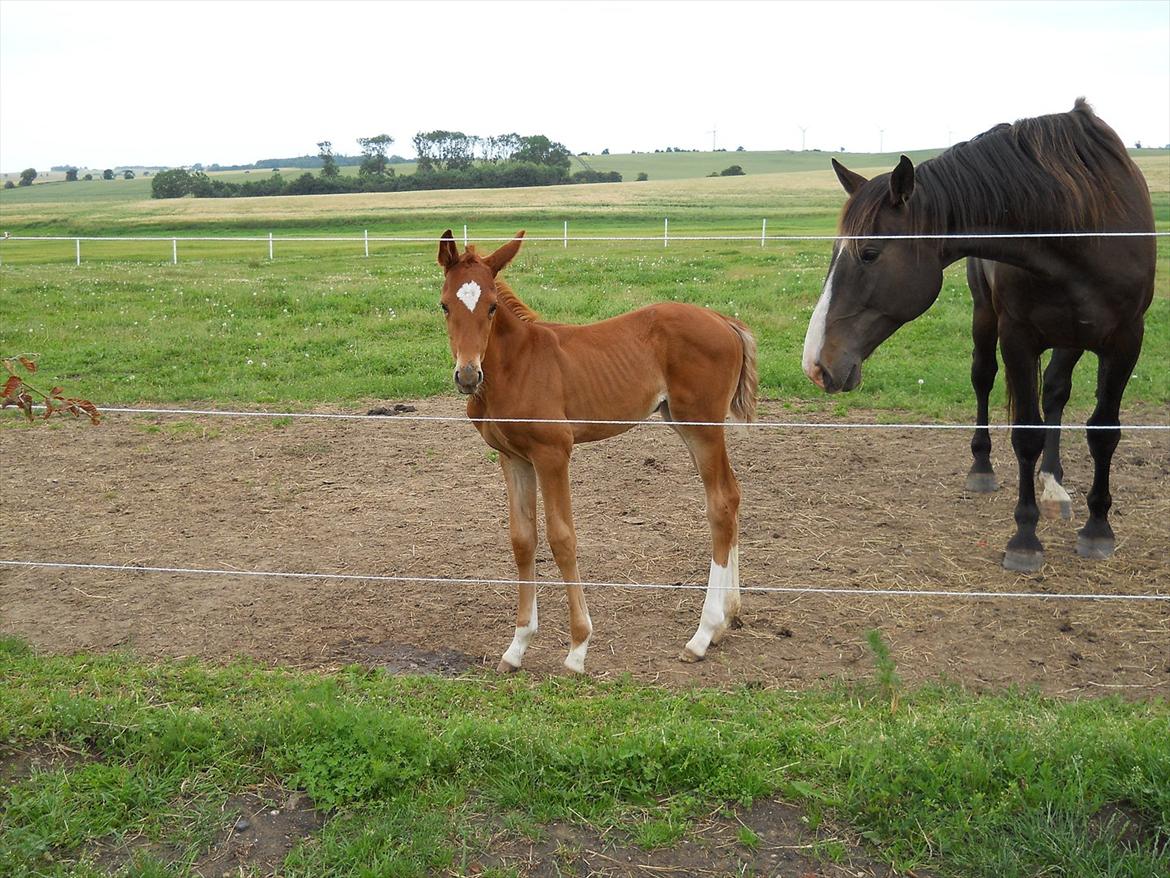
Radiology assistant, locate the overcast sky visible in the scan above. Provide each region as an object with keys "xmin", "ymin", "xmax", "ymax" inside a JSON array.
[{"xmin": 1, "ymin": 0, "xmax": 1167, "ymax": 171}]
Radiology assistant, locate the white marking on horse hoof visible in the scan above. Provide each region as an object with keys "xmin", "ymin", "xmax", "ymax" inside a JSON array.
[
  {"xmin": 496, "ymin": 659, "xmax": 521, "ymax": 673},
  {"xmin": 1038, "ymin": 472, "xmax": 1072, "ymax": 520},
  {"xmin": 564, "ymin": 644, "xmax": 588, "ymax": 674},
  {"xmin": 456, "ymin": 280, "xmax": 481, "ymax": 312},
  {"xmin": 678, "ymin": 647, "xmax": 704, "ymax": 663}
]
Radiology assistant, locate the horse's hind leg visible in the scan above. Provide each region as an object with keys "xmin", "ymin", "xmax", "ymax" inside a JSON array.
[
  {"xmin": 1038, "ymin": 348, "xmax": 1083, "ymax": 520},
  {"xmin": 497, "ymin": 453, "xmax": 539, "ymax": 672},
  {"xmin": 966, "ymin": 260, "xmax": 999, "ymax": 493},
  {"xmin": 1077, "ymin": 334, "xmax": 1141, "ymax": 560},
  {"xmin": 669, "ymin": 420, "xmax": 742, "ymax": 662}
]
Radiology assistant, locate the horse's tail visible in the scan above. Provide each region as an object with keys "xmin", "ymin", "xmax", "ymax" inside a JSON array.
[
  {"xmin": 1003, "ymin": 354, "xmax": 1042, "ymax": 425},
  {"xmin": 725, "ymin": 318, "xmax": 758, "ymax": 423}
]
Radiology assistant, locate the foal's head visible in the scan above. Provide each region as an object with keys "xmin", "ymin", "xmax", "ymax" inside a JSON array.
[
  {"xmin": 437, "ymin": 229, "xmax": 525, "ymax": 394},
  {"xmin": 802, "ymin": 156, "xmax": 944, "ymax": 393}
]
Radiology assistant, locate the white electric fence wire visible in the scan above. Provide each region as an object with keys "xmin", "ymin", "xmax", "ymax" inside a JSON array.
[
  {"xmin": 2, "ymin": 560, "xmax": 1166, "ymax": 602},
  {"xmin": 21, "ymin": 405, "xmax": 1170, "ymax": 432},
  {"xmin": 2, "ymin": 232, "xmax": 1167, "ymax": 243}
]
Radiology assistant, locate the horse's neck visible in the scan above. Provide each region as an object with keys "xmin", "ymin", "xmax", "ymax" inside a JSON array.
[{"xmin": 479, "ymin": 302, "xmax": 536, "ymax": 406}]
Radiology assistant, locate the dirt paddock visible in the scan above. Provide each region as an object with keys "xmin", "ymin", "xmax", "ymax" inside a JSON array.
[{"xmin": 3, "ymin": 399, "xmax": 1168, "ymax": 698}]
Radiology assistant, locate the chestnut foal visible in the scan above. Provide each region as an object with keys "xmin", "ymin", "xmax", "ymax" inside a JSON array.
[{"xmin": 437, "ymin": 230, "xmax": 757, "ymax": 673}]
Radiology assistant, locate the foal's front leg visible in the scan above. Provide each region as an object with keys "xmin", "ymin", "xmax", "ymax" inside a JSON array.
[
  {"xmin": 533, "ymin": 447, "xmax": 593, "ymax": 674},
  {"xmin": 498, "ymin": 453, "xmax": 539, "ymax": 672}
]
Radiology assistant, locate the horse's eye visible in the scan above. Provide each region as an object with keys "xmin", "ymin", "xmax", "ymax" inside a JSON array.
[
  {"xmin": 488, "ymin": 303, "xmax": 498, "ymax": 316},
  {"xmin": 440, "ymin": 303, "xmax": 449, "ymax": 315},
  {"xmin": 860, "ymin": 248, "xmax": 881, "ymax": 264}
]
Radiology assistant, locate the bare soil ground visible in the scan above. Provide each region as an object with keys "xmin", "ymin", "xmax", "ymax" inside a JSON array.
[{"xmin": 3, "ymin": 399, "xmax": 1168, "ymax": 697}]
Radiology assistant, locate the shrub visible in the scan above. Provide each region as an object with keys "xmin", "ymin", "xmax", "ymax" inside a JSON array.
[
  {"xmin": 18, "ymin": 168, "xmax": 37, "ymax": 186},
  {"xmin": 636, "ymin": 172, "xmax": 648, "ymax": 181},
  {"xmin": 150, "ymin": 168, "xmax": 193, "ymax": 199},
  {"xmin": 719, "ymin": 165, "xmax": 745, "ymax": 176}
]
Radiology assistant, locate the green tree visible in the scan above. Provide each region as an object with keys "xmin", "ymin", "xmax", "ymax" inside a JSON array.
[
  {"xmin": 512, "ymin": 135, "xmax": 571, "ymax": 171},
  {"xmin": 123, "ymin": 169, "xmax": 135, "ymax": 180},
  {"xmin": 150, "ymin": 168, "xmax": 192, "ymax": 199},
  {"xmin": 64, "ymin": 168, "xmax": 79, "ymax": 182},
  {"xmin": 18, "ymin": 168, "xmax": 37, "ymax": 186},
  {"xmin": 357, "ymin": 134, "xmax": 394, "ymax": 179},
  {"xmin": 3, "ymin": 180, "xmax": 14, "ymax": 189},
  {"xmin": 317, "ymin": 141, "xmax": 340, "ymax": 179},
  {"xmin": 102, "ymin": 169, "xmax": 114, "ymax": 180},
  {"xmin": 83, "ymin": 173, "xmax": 93, "ymax": 181}
]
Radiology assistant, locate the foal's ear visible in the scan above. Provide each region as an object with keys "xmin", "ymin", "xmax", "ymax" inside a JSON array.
[
  {"xmin": 831, "ymin": 158, "xmax": 868, "ymax": 195},
  {"xmin": 888, "ymin": 155, "xmax": 915, "ymax": 206},
  {"xmin": 438, "ymin": 229, "xmax": 459, "ymax": 271},
  {"xmin": 484, "ymin": 230, "xmax": 525, "ymax": 276}
]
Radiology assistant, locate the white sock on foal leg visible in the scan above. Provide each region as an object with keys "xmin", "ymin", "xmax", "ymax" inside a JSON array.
[
  {"xmin": 564, "ymin": 611, "xmax": 592, "ymax": 674},
  {"xmin": 682, "ymin": 546, "xmax": 737, "ymax": 661},
  {"xmin": 500, "ymin": 597, "xmax": 538, "ymax": 670}
]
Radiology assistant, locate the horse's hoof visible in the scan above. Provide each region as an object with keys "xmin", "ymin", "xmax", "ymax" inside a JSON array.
[
  {"xmin": 678, "ymin": 647, "xmax": 704, "ymax": 664},
  {"xmin": 1076, "ymin": 535, "xmax": 1115, "ymax": 560},
  {"xmin": 1040, "ymin": 498, "xmax": 1073, "ymax": 521},
  {"xmin": 496, "ymin": 659, "xmax": 521, "ymax": 674},
  {"xmin": 965, "ymin": 471, "xmax": 999, "ymax": 493},
  {"xmin": 1003, "ymin": 549, "xmax": 1044, "ymax": 573}
]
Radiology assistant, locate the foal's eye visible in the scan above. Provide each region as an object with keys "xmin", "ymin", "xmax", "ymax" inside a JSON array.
[
  {"xmin": 488, "ymin": 303, "xmax": 498, "ymax": 316},
  {"xmin": 440, "ymin": 303, "xmax": 449, "ymax": 315},
  {"xmin": 860, "ymin": 248, "xmax": 881, "ymax": 264}
]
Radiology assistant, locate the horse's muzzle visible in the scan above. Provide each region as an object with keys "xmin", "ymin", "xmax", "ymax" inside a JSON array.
[
  {"xmin": 454, "ymin": 364, "xmax": 483, "ymax": 394},
  {"xmin": 815, "ymin": 360, "xmax": 862, "ymax": 394}
]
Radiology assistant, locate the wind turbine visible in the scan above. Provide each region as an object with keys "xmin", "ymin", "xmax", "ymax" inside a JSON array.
[
  {"xmin": 708, "ymin": 125, "xmax": 717, "ymax": 151},
  {"xmin": 798, "ymin": 126, "xmax": 808, "ymax": 151}
]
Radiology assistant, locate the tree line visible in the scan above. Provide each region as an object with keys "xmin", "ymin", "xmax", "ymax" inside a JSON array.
[{"xmin": 150, "ymin": 132, "xmax": 620, "ymax": 199}]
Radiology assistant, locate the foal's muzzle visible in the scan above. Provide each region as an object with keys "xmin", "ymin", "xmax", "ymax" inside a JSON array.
[{"xmin": 454, "ymin": 363, "xmax": 483, "ymax": 394}]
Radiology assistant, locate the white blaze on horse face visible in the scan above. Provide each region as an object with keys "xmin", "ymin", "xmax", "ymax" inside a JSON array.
[
  {"xmin": 802, "ymin": 255, "xmax": 837, "ymax": 381},
  {"xmin": 501, "ymin": 596, "xmax": 538, "ymax": 669},
  {"xmin": 456, "ymin": 280, "xmax": 481, "ymax": 312}
]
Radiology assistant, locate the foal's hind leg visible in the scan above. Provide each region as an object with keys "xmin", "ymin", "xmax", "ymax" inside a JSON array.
[
  {"xmin": 498, "ymin": 453, "xmax": 539, "ymax": 672},
  {"xmin": 669, "ymin": 421, "xmax": 742, "ymax": 662},
  {"xmin": 1038, "ymin": 348, "xmax": 1083, "ymax": 520}
]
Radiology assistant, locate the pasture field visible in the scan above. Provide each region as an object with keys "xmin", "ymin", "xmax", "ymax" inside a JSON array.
[{"xmin": 2, "ymin": 155, "xmax": 1169, "ymax": 877}]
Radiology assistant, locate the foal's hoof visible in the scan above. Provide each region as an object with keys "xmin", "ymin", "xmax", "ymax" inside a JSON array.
[
  {"xmin": 1076, "ymin": 535, "xmax": 1115, "ymax": 560},
  {"xmin": 1040, "ymin": 498, "xmax": 1073, "ymax": 521},
  {"xmin": 964, "ymin": 471, "xmax": 999, "ymax": 494},
  {"xmin": 678, "ymin": 647, "xmax": 704, "ymax": 664},
  {"xmin": 496, "ymin": 659, "xmax": 521, "ymax": 674},
  {"xmin": 1003, "ymin": 549, "xmax": 1044, "ymax": 573}
]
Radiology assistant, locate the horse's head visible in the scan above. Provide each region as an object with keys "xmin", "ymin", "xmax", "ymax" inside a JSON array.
[
  {"xmin": 802, "ymin": 156, "xmax": 944, "ymax": 393},
  {"xmin": 437, "ymin": 229, "xmax": 524, "ymax": 394}
]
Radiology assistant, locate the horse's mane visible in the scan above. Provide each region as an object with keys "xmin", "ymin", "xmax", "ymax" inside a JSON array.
[
  {"xmin": 461, "ymin": 248, "xmax": 540, "ymax": 321},
  {"xmin": 839, "ymin": 98, "xmax": 1140, "ymax": 249}
]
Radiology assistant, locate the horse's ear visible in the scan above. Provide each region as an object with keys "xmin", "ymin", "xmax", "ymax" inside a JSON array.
[
  {"xmin": 888, "ymin": 155, "xmax": 915, "ymax": 206},
  {"xmin": 438, "ymin": 229, "xmax": 459, "ymax": 271},
  {"xmin": 831, "ymin": 158, "xmax": 868, "ymax": 195},
  {"xmin": 484, "ymin": 230, "xmax": 525, "ymax": 276}
]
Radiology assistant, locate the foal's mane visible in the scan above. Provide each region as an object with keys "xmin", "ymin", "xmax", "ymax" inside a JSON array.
[
  {"xmin": 840, "ymin": 98, "xmax": 1140, "ymax": 249},
  {"xmin": 461, "ymin": 248, "xmax": 540, "ymax": 321}
]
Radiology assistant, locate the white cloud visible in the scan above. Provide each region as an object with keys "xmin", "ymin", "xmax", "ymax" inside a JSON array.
[{"xmin": 1, "ymin": 0, "xmax": 1166, "ymax": 171}]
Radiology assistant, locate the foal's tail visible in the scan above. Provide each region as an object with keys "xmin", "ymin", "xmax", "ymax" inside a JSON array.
[{"xmin": 725, "ymin": 318, "xmax": 758, "ymax": 423}]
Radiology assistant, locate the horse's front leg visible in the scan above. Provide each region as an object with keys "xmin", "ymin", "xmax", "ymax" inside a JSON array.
[
  {"xmin": 532, "ymin": 444, "xmax": 592, "ymax": 674},
  {"xmin": 497, "ymin": 453, "xmax": 539, "ymax": 672},
  {"xmin": 966, "ymin": 260, "xmax": 1000, "ymax": 493},
  {"xmin": 1000, "ymin": 333, "xmax": 1046, "ymax": 572}
]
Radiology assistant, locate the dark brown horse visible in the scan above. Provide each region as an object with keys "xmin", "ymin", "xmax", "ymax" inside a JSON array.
[{"xmin": 802, "ymin": 99, "xmax": 1155, "ymax": 572}]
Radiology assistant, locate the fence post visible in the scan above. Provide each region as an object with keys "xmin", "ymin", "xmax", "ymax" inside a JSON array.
[
  {"xmin": 563, "ymin": 220, "xmax": 568, "ymax": 249},
  {"xmin": 364, "ymin": 229, "xmax": 369, "ymax": 258},
  {"xmin": 268, "ymin": 232, "xmax": 273, "ymax": 261},
  {"xmin": 173, "ymin": 238, "xmax": 178, "ymax": 264},
  {"xmin": 761, "ymin": 218, "xmax": 767, "ymax": 248},
  {"xmin": 75, "ymin": 238, "xmax": 81, "ymax": 266},
  {"xmin": 664, "ymin": 218, "xmax": 669, "ymax": 248}
]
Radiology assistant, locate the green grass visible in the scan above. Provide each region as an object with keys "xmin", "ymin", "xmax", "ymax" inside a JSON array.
[
  {"xmin": 1, "ymin": 236, "xmax": 1166, "ymax": 416},
  {"xmin": 1, "ymin": 637, "xmax": 1166, "ymax": 877}
]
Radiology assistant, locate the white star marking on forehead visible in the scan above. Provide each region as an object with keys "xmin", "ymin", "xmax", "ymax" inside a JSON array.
[{"xmin": 456, "ymin": 281, "xmax": 481, "ymax": 312}]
